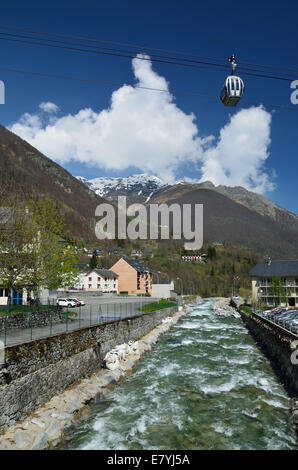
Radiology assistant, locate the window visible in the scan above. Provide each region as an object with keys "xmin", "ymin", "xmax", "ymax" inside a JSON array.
[
  {"xmin": 97, "ymin": 284, "xmax": 100, "ymax": 289},
  {"xmin": 88, "ymin": 277, "xmax": 92, "ymax": 282},
  {"xmin": 98, "ymin": 277, "xmax": 101, "ymax": 282},
  {"xmin": 88, "ymin": 284, "xmax": 91, "ymax": 288},
  {"xmin": 114, "ymin": 284, "xmax": 116, "ymax": 288},
  {"xmin": 0, "ymin": 288, "xmax": 8, "ymax": 297}
]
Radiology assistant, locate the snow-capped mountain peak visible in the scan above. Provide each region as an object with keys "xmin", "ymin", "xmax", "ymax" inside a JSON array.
[{"xmin": 76, "ymin": 173, "xmax": 167, "ymax": 202}]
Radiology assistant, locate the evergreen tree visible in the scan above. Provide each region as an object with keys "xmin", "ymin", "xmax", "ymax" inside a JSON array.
[{"xmin": 89, "ymin": 250, "xmax": 98, "ymax": 269}]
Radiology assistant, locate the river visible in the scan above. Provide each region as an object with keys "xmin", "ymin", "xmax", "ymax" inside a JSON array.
[{"xmin": 61, "ymin": 299, "xmax": 297, "ymax": 450}]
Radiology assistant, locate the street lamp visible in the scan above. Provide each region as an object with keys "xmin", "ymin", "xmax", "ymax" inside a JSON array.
[
  {"xmin": 176, "ymin": 277, "xmax": 183, "ymax": 296},
  {"xmin": 232, "ymin": 276, "xmax": 240, "ymax": 297}
]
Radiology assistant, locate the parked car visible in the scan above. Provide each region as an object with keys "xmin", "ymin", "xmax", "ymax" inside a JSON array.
[
  {"xmin": 267, "ymin": 308, "xmax": 288, "ymax": 320},
  {"xmin": 279, "ymin": 311, "xmax": 298, "ymax": 327},
  {"xmin": 67, "ymin": 298, "xmax": 85, "ymax": 307},
  {"xmin": 56, "ymin": 298, "xmax": 77, "ymax": 308}
]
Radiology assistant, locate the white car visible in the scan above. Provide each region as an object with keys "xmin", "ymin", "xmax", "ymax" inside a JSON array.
[{"xmin": 56, "ymin": 298, "xmax": 77, "ymax": 307}]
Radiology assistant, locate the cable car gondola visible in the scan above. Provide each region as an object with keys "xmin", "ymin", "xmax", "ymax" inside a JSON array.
[{"xmin": 220, "ymin": 55, "xmax": 244, "ymax": 106}]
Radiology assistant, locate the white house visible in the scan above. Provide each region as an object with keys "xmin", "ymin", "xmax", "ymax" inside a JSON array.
[
  {"xmin": 152, "ymin": 279, "xmax": 175, "ymax": 299},
  {"xmin": 76, "ymin": 269, "xmax": 119, "ymax": 293}
]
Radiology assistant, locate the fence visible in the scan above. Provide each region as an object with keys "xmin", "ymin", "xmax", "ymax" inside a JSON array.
[{"xmin": 0, "ymin": 299, "xmax": 155, "ymax": 347}]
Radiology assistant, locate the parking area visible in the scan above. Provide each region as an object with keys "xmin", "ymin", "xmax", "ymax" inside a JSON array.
[
  {"xmin": 257, "ymin": 307, "xmax": 298, "ymax": 335},
  {"xmin": 0, "ymin": 296, "xmax": 158, "ymax": 347}
]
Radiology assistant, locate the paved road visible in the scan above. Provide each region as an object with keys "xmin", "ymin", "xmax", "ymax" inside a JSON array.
[{"xmin": 0, "ymin": 296, "xmax": 158, "ymax": 347}]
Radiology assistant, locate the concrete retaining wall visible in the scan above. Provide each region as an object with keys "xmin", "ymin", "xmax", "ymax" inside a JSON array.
[
  {"xmin": 240, "ymin": 311, "xmax": 298, "ymax": 395},
  {"xmin": 0, "ymin": 306, "xmax": 177, "ymax": 432}
]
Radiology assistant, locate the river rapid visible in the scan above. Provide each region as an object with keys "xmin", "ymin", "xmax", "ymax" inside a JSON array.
[{"xmin": 62, "ymin": 299, "xmax": 297, "ymax": 450}]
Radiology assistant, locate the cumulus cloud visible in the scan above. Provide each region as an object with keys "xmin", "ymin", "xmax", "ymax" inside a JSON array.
[
  {"xmin": 9, "ymin": 54, "xmax": 274, "ymax": 193},
  {"xmin": 199, "ymin": 107, "xmax": 274, "ymax": 193},
  {"xmin": 39, "ymin": 102, "xmax": 59, "ymax": 113}
]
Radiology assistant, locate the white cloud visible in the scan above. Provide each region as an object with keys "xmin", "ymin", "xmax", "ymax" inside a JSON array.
[
  {"xmin": 9, "ymin": 55, "xmax": 274, "ymax": 193},
  {"xmin": 39, "ymin": 102, "xmax": 59, "ymax": 113},
  {"xmin": 199, "ymin": 107, "xmax": 274, "ymax": 193}
]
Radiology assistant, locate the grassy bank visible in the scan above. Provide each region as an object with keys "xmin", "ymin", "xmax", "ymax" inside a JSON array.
[{"xmin": 140, "ymin": 299, "xmax": 177, "ymax": 312}]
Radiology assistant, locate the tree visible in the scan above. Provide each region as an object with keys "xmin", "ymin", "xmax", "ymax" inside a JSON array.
[
  {"xmin": 24, "ymin": 199, "xmax": 80, "ymax": 304},
  {"xmin": 207, "ymin": 246, "xmax": 217, "ymax": 260},
  {"xmin": 0, "ymin": 199, "xmax": 34, "ymax": 305},
  {"xmin": 0, "ymin": 198, "xmax": 80, "ymax": 305},
  {"xmin": 270, "ymin": 276, "xmax": 287, "ymax": 307},
  {"xmin": 89, "ymin": 250, "xmax": 98, "ymax": 269}
]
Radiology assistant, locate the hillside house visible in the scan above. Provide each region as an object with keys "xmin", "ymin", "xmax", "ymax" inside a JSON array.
[{"xmin": 181, "ymin": 254, "xmax": 202, "ymax": 262}]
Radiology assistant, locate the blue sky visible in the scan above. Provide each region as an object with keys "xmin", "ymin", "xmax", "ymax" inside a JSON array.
[{"xmin": 0, "ymin": 0, "xmax": 297, "ymax": 213}]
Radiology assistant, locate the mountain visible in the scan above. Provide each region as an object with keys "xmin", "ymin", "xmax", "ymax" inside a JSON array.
[
  {"xmin": 76, "ymin": 174, "xmax": 167, "ymax": 205},
  {"xmin": 79, "ymin": 174, "xmax": 298, "ymax": 233},
  {"xmin": 150, "ymin": 188, "xmax": 298, "ymax": 258},
  {"xmin": 151, "ymin": 180, "xmax": 298, "ymax": 231},
  {"xmin": 0, "ymin": 125, "xmax": 107, "ymax": 242},
  {"xmin": 79, "ymin": 173, "xmax": 298, "ymax": 257}
]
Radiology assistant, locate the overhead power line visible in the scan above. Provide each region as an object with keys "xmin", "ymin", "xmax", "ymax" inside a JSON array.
[
  {"xmin": 0, "ymin": 30, "xmax": 296, "ymax": 82},
  {"xmin": 1, "ymin": 66, "xmax": 297, "ymax": 112},
  {"xmin": 1, "ymin": 25, "xmax": 298, "ymax": 74}
]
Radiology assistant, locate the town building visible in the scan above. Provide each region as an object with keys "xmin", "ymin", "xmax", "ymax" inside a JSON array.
[
  {"xmin": 151, "ymin": 275, "xmax": 175, "ymax": 299},
  {"xmin": 110, "ymin": 256, "xmax": 152, "ymax": 295},
  {"xmin": 130, "ymin": 249, "xmax": 143, "ymax": 258},
  {"xmin": 250, "ymin": 259, "xmax": 298, "ymax": 307},
  {"xmin": 76, "ymin": 268, "xmax": 118, "ymax": 293},
  {"xmin": 181, "ymin": 254, "xmax": 202, "ymax": 262}
]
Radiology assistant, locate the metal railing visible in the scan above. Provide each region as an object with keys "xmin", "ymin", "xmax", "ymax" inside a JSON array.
[
  {"xmin": 0, "ymin": 299, "xmax": 155, "ymax": 347},
  {"xmin": 254, "ymin": 310, "xmax": 298, "ymax": 337}
]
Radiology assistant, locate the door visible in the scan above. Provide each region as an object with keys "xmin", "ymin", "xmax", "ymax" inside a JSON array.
[{"xmin": 11, "ymin": 289, "xmax": 23, "ymax": 305}]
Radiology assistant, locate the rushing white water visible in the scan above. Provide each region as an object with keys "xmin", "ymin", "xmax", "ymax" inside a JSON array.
[{"xmin": 62, "ymin": 299, "xmax": 297, "ymax": 450}]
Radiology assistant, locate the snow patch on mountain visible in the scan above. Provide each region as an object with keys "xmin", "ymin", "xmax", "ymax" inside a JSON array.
[{"xmin": 76, "ymin": 173, "xmax": 165, "ymax": 198}]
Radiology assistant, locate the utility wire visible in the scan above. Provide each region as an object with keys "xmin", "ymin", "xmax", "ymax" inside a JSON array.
[
  {"xmin": 0, "ymin": 31, "xmax": 295, "ymax": 81},
  {"xmin": 1, "ymin": 25, "xmax": 298, "ymax": 74},
  {"xmin": 0, "ymin": 32, "xmax": 295, "ymax": 82},
  {"xmin": 1, "ymin": 66, "xmax": 297, "ymax": 112}
]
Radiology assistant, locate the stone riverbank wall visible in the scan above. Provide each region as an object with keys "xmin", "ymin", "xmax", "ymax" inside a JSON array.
[
  {"xmin": 240, "ymin": 310, "xmax": 298, "ymax": 434},
  {"xmin": 0, "ymin": 306, "xmax": 177, "ymax": 433},
  {"xmin": 0, "ymin": 309, "xmax": 66, "ymax": 332}
]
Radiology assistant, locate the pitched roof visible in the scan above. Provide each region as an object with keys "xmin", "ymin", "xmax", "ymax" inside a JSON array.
[
  {"xmin": 122, "ymin": 256, "xmax": 152, "ymax": 273},
  {"xmin": 250, "ymin": 260, "xmax": 298, "ymax": 278},
  {"xmin": 75, "ymin": 263, "xmax": 90, "ymax": 272},
  {"xmin": 93, "ymin": 269, "xmax": 118, "ymax": 278}
]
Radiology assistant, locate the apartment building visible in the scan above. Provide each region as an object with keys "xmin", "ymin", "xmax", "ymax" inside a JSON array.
[
  {"xmin": 110, "ymin": 256, "xmax": 152, "ymax": 295},
  {"xmin": 250, "ymin": 259, "xmax": 298, "ymax": 307},
  {"xmin": 77, "ymin": 268, "xmax": 118, "ymax": 293}
]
